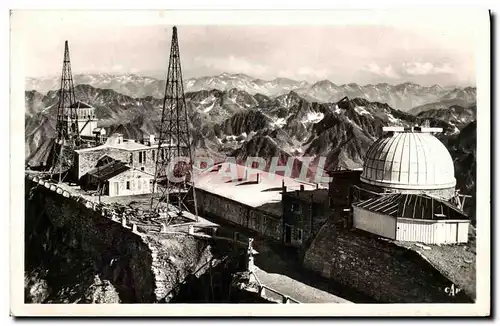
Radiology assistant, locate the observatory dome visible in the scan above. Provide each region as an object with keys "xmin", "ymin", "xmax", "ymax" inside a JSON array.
[{"xmin": 360, "ymin": 129, "xmax": 456, "ymax": 191}]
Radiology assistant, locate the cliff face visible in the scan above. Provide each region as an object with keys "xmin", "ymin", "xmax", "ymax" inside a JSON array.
[{"xmin": 24, "ymin": 177, "xmax": 216, "ymax": 303}]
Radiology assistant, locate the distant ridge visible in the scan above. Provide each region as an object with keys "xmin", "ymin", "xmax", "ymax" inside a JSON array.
[{"xmin": 26, "ymin": 73, "xmax": 476, "ymax": 111}]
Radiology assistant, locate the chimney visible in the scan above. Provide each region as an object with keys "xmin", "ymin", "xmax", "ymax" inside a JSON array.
[
  {"xmin": 316, "ymin": 183, "xmax": 319, "ymax": 189},
  {"xmin": 150, "ymin": 134, "xmax": 156, "ymax": 145},
  {"xmin": 300, "ymin": 185, "xmax": 304, "ymax": 191},
  {"xmin": 257, "ymin": 173, "xmax": 260, "ymax": 183},
  {"xmin": 117, "ymin": 134, "xmax": 123, "ymax": 144}
]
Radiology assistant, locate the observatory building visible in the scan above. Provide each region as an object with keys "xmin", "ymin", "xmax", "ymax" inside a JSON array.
[
  {"xmin": 359, "ymin": 126, "xmax": 456, "ymax": 199},
  {"xmin": 351, "ymin": 126, "xmax": 470, "ymax": 245}
]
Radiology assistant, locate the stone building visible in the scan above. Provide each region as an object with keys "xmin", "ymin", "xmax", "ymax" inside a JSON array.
[
  {"xmin": 328, "ymin": 169, "xmax": 362, "ymax": 208},
  {"xmin": 81, "ymin": 156, "xmax": 155, "ymax": 197},
  {"xmin": 73, "ymin": 133, "xmax": 171, "ymax": 181},
  {"xmin": 280, "ymin": 169, "xmax": 362, "ymax": 250},
  {"xmin": 281, "ymin": 188, "xmax": 332, "ymax": 249},
  {"xmin": 194, "ymin": 162, "xmax": 318, "ymax": 241}
]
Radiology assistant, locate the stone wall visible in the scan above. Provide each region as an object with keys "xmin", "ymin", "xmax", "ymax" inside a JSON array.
[
  {"xmin": 196, "ymin": 188, "xmax": 282, "ymax": 241},
  {"xmin": 75, "ymin": 146, "xmax": 158, "ymax": 180},
  {"xmin": 303, "ymin": 220, "xmax": 473, "ymax": 303},
  {"xmin": 75, "ymin": 147, "xmax": 130, "ymax": 179},
  {"xmin": 24, "ymin": 176, "xmax": 219, "ymax": 303},
  {"xmin": 25, "ymin": 177, "xmax": 156, "ymax": 302}
]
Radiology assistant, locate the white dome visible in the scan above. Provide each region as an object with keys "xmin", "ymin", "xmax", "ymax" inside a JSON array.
[{"xmin": 360, "ymin": 131, "xmax": 456, "ymax": 190}]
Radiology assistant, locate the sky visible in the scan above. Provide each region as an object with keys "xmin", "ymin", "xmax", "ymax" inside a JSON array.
[{"xmin": 14, "ymin": 10, "xmax": 481, "ymax": 87}]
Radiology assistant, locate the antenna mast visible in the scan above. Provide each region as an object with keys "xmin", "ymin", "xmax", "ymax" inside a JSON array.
[
  {"xmin": 150, "ymin": 27, "xmax": 198, "ymax": 224},
  {"xmin": 50, "ymin": 40, "xmax": 80, "ymax": 183}
]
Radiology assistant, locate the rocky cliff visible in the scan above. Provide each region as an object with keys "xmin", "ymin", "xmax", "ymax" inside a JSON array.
[{"xmin": 24, "ymin": 176, "xmax": 222, "ymax": 303}]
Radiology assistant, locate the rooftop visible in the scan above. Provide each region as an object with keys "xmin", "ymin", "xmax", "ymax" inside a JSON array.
[
  {"xmin": 75, "ymin": 133, "xmax": 163, "ymax": 153},
  {"xmin": 86, "ymin": 159, "xmax": 130, "ymax": 181},
  {"xmin": 69, "ymin": 101, "xmax": 93, "ymax": 109},
  {"xmin": 361, "ymin": 129, "xmax": 456, "ymax": 190},
  {"xmin": 194, "ymin": 162, "xmax": 319, "ymax": 209},
  {"xmin": 353, "ymin": 193, "xmax": 468, "ymax": 220}
]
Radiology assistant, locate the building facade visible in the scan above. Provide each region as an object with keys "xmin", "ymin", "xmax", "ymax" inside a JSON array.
[
  {"xmin": 81, "ymin": 156, "xmax": 156, "ymax": 197},
  {"xmin": 73, "ymin": 133, "xmax": 171, "ymax": 181},
  {"xmin": 282, "ymin": 188, "xmax": 334, "ymax": 249}
]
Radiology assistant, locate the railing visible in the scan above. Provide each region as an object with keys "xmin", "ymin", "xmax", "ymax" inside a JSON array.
[{"xmin": 257, "ymin": 283, "xmax": 301, "ymax": 304}]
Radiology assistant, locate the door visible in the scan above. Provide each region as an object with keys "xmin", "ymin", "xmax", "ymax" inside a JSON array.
[
  {"xmin": 284, "ymin": 224, "xmax": 292, "ymax": 244},
  {"xmin": 114, "ymin": 182, "xmax": 119, "ymax": 196}
]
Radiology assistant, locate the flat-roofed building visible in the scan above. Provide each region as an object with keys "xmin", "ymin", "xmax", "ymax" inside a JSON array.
[{"xmin": 194, "ymin": 162, "xmax": 318, "ymax": 241}]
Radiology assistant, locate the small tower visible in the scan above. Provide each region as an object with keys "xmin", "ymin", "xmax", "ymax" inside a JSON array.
[
  {"xmin": 74, "ymin": 101, "xmax": 98, "ymax": 138},
  {"xmin": 150, "ymin": 26, "xmax": 199, "ymax": 223}
]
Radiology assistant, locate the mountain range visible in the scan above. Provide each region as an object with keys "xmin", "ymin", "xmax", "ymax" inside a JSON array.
[
  {"xmin": 26, "ymin": 73, "xmax": 476, "ymax": 111},
  {"xmin": 25, "ymin": 69, "xmax": 478, "ymax": 215}
]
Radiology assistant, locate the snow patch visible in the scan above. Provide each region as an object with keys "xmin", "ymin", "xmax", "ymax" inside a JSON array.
[
  {"xmin": 304, "ymin": 112, "xmax": 324, "ymax": 123},
  {"xmin": 354, "ymin": 106, "xmax": 373, "ymax": 117},
  {"xmin": 203, "ymin": 101, "xmax": 215, "ymax": 113},
  {"xmin": 271, "ymin": 118, "xmax": 287, "ymax": 128},
  {"xmin": 387, "ymin": 113, "xmax": 399, "ymax": 124}
]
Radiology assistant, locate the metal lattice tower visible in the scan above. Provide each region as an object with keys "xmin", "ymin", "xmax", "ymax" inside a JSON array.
[
  {"xmin": 150, "ymin": 27, "xmax": 198, "ymax": 223},
  {"xmin": 50, "ymin": 40, "xmax": 80, "ymax": 183}
]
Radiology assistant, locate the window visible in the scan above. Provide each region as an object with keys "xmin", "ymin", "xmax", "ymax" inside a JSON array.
[
  {"xmin": 141, "ymin": 167, "xmax": 145, "ymax": 171},
  {"xmin": 126, "ymin": 181, "xmax": 130, "ymax": 190},
  {"xmin": 130, "ymin": 154, "xmax": 133, "ymax": 165},
  {"xmin": 291, "ymin": 203, "xmax": 299, "ymax": 212},
  {"xmin": 139, "ymin": 152, "xmax": 143, "ymax": 164},
  {"xmin": 152, "ymin": 150, "xmax": 155, "ymax": 162},
  {"xmin": 297, "ymin": 228, "xmax": 303, "ymax": 242},
  {"xmin": 144, "ymin": 151, "xmax": 147, "ymax": 164}
]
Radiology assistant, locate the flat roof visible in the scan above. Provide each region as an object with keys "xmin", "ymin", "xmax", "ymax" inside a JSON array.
[
  {"xmin": 75, "ymin": 138, "xmax": 170, "ymax": 153},
  {"xmin": 194, "ymin": 162, "xmax": 318, "ymax": 209}
]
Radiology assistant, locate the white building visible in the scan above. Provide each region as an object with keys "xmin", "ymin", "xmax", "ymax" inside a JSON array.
[
  {"xmin": 60, "ymin": 101, "xmax": 99, "ymax": 138},
  {"xmin": 352, "ymin": 126, "xmax": 470, "ymax": 245},
  {"xmin": 81, "ymin": 155, "xmax": 156, "ymax": 197}
]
